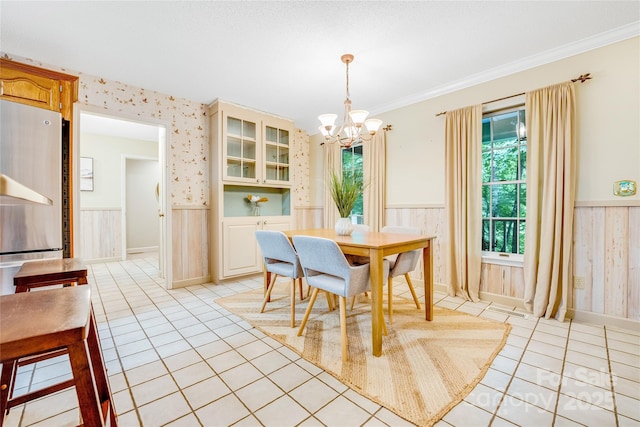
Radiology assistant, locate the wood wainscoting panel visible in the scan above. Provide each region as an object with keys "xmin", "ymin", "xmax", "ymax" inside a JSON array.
[
  {"xmin": 172, "ymin": 207, "xmax": 209, "ymax": 284},
  {"xmin": 294, "ymin": 207, "xmax": 323, "ymax": 230},
  {"xmin": 573, "ymin": 205, "xmax": 639, "ymax": 320},
  {"xmin": 79, "ymin": 209, "xmax": 121, "ymax": 261},
  {"xmin": 308, "ymin": 204, "xmax": 638, "ymax": 322},
  {"xmin": 385, "ymin": 207, "xmax": 446, "ymax": 286},
  {"xmin": 479, "ymin": 263, "xmax": 525, "ymax": 299}
]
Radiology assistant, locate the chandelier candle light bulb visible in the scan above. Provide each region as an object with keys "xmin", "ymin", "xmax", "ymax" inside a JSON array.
[{"xmin": 318, "ymin": 54, "xmax": 383, "ymax": 148}]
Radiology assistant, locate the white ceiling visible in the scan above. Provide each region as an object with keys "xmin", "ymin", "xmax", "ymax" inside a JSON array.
[{"xmin": 2, "ymin": 1, "xmax": 639, "ymax": 134}]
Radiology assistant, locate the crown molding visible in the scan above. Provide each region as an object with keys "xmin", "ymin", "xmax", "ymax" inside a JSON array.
[{"xmin": 370, "ymin": 22, "xmax": 640, "ymax": 117}]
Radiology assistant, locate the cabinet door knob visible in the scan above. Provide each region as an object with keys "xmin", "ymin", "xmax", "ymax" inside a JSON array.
[{"xmin": 263, "ymin": 221, "xmax": 267, "ymax": 225}]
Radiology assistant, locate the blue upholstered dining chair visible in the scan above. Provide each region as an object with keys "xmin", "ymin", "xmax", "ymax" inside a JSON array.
[
  {"xmin": 255, "ymin": 230, "xmax": 305, "ymax": 328},
  {"xmin": 292, "ymin": 235, "xmax": 389, "ymax": 362},
  {"xmin": 382, "ymin": 225, "xmax": 422, "ymax": 324}
]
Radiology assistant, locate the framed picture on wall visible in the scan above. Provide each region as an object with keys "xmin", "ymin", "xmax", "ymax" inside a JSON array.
[{"xmin": 80, "ymin": 157, "xmax": 94, "ymax": 191}]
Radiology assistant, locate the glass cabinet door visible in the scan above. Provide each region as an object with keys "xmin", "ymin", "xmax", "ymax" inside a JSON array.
[
  {"xmin": 226, "ymin": 116, "xmax": 257, "ymax": 180},
  {"xmin": 264, "ymin": 125, "xmax": 289, "ymax": 182}
]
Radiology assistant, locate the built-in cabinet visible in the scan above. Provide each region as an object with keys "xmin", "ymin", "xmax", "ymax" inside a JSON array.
[{"xmin": 210, "ymin": 100, "xmax": 294, "ymax": 282}]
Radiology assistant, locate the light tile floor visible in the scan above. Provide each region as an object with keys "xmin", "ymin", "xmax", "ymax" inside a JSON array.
[{"xmin": 2, "ymin": 257, "xmax": 639, "ymax": 426}]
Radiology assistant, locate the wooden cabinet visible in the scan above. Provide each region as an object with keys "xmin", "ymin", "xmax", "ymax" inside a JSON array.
[
  {"xmin": 0, "ymin": 58, "xmax": 77, "ymax": 121},
  {"xmin": 221, "ymin": 216, "xmax": 291, "ymax": 278},
  {"xmin": 215, "ymin": 101, "xmax": 292, "ymax": 186},
  {"xmin": 210, "ymin": 100, "xmax": 295, "ymax": 282}
]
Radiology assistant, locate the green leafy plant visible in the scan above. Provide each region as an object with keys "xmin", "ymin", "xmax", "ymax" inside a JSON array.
[{"xmin": 329, "ymin": 169, "xmax": 362, "ymax": 218}]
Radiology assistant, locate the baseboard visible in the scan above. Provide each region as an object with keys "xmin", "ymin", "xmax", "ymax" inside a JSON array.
[
  {"xmin": 127, "ymin": 246, "xmax": 159, "ymax": 254},
  {"xmin": 427, "ymin": 281, "xmax": 639, "ymax": 331},
  {"xmin": 171, "ymin": 275, "xmax": 210, "ymax": 289},
  {"xmin": 84, "ymin": 256, "xmax": 121, "ymax": 264},
  {"xmin": 567, "ymin": 308, "xmax": 640, "ymax": 331}
]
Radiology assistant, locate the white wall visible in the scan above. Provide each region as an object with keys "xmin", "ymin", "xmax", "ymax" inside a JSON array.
[
  {"xmin": 80, "ymin": 133, "xmax": 159, "ymax": 208},
  {"xmin": 126, "ymin": 158, "xmax": 160, "ymax": 251},
  {"xmin": 310, "ymin": 36, "xmax": 640, "ymax": 207}
]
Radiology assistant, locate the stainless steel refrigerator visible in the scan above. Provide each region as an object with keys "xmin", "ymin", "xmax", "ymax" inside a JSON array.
[{"xmin": 0, "ymin": 99, "xmax": 63, "ymax": 294}]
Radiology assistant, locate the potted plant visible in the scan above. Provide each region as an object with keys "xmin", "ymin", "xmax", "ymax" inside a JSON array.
[{"xmin": 329, "ymin": 169, "xmax": 361, "ymax": 235}]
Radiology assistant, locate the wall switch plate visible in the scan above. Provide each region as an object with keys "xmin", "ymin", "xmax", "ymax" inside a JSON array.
[{"xmin": 574, "ymin": 276, "xmax": 585, "ymax": 289}]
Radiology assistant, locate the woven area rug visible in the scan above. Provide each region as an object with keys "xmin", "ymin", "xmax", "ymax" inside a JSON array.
[{"xmin": 217, "ymin": 286, "xmax": 510, "ymax": 426}]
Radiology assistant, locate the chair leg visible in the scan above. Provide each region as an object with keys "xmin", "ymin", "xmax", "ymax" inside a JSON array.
[
  {"xmin": 297, "ymin": 278, "xmax": 304, "ymax": 300},
  {"xmin": 290, "ymin": 279, "xmax": 296, "ymax": 328},
  {"xmin": 0, "ymin": 360, "xmax": 16, "ymax": 425},
  {"xmin": 325, "ymin": 292, "xmax": 335, "ymax": 311},
  {"xmin": 297, "ymin": 287, "xmax": 320, "ymax": 336},
  {"xmin": 68, "ymin": 340, "xmax": 106, "ymax": 426},
  {"xmin": 405, "ymin": 274, "xmax": 421, "ymax": 309},
  {"xmin": 388, "ymin": 276, "xmax": 394, "ymax": 325},
  {"xmin": 339, "ymin": 296, "xmax": 348, "ymax": 362},
  {"xmin": 260, "ymin": 274, "xmax": 278, "ymax": 313}
]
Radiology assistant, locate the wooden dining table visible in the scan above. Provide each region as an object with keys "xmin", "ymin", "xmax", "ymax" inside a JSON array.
[{"xmin": 283, "ymin": 228, "xmax": 435, "ymax": 357}]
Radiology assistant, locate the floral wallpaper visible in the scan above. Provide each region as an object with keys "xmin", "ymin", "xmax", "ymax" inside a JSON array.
[
  {"xmin": 78, "ymin": 75, "xmax": 209, "ymax": 206},
  {"xmin": 292, "ymin": 128, "xmax": 310, "ymax": 206},
  {"xmin": 2, "ymin": 53, "xmax": 312, "ymax": 208}
]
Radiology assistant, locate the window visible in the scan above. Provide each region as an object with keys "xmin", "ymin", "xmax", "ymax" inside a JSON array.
[
  {"xmin": 341, "ymin": 144, "xmax": 364, "ymax": 224},
  {"xmin": 482, "ymin": 107, "xmax": 526, "ymax": 256}
]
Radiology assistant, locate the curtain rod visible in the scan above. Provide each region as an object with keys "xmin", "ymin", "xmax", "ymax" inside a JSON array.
[{"xmin": 434, "ymin": 73, "xmax": 592, "ymax": 117}]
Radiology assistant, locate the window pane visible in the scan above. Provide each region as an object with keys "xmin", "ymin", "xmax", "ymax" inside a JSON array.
[
  {"xmin": 279, "ymin": 129, "xmax": 289, "ymax": 145},
  {"xmin": 519, "ymin": 221, "xmax": 526, "ymax": 255},
  {"xmin": 519, "ymin": 184, "xmax": 526, "ymax": 218},
  {"xmin": 265, "ymin": 126, "xmax": 277, "ymax": 143},
  {"xmin": 482, "ymin": 185, "xmax": 490, "ymax": 218},
  {"xmin": 482, "ymin": 151, "xmax": 492, "ymax": 183},
  {"xmin": 493, "ymin": 219, "xmax": 518, "ymax": 253},
  {"xmin": 491, "ymin": 112, "xmax": 518, "ymax": 146},
  {"xmin": 492, "ymin": 184, "xmax": 517, "ymax": 218},
  {"xmin": 227, "ymin": 117, "xmax": 241, "ymax": 135},
  {"xmin": 493, "ymin": 146, "xmax": 519, "ymax": 181},
  {"xmin": 242, "ymin": 121, "xmax": 256, "ymax": 139},
  {"xmin": 519, "ymin": 145, "xmax": 527, "ymax": 180},
  {"xmin": 519, "ymin": 109, "xmax": 526, "ymax": 139},
  {"xmin": 482, "ymin": 219, "xmax": 491, "ymax": 251},
  {"xmin": 482, "ymin": 118, "xmax": 491, "ymax": 150}
]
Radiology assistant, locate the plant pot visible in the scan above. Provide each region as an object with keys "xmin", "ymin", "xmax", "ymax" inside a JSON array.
[{"xmin": 335, "ymin": 217, "xmax": 353, "ymax": 236}]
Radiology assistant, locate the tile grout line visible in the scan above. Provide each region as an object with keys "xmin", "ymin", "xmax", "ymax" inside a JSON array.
[{"xmin": 603, "ymin": 325, "xmax": 620, "ymax": 427}]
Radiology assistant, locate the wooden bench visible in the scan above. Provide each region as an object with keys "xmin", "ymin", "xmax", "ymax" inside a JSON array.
[{"xmin": 13, "ymin": 258, "xmax": 88, "ymax": 293}]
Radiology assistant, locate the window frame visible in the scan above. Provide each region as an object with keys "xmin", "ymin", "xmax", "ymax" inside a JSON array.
[{"xmin": 481, "ymin": 102, "xmax": 527, "ymax": 266}]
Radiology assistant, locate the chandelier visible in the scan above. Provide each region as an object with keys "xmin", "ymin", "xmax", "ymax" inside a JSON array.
[{"xmin": 318, "ymin": 54, "xmax": 383, "ymax": 148}]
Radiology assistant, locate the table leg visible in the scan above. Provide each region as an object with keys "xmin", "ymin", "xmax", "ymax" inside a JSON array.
[
  {"xmin": 423, "ymin": 242, "xmax": 434, "ymax": 321},
  {"xmin": 369, "ymin": 248, "xmax": 384, "ymax": 356}
]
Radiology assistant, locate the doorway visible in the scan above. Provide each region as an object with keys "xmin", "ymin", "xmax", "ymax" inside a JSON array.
[
  {"xmin": 123, "ymin": 156, "xmax": 159, "ymax": 260},
  {"xmin": 74, "ymin": 106, "xmax": 172, "ymax": 286}
]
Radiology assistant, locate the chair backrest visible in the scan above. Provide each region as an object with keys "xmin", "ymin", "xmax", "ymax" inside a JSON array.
[
  {"xmin": 351, "ymin": 224, "xmax": 370, "ymax": 232},
  {"xmin": 381, "ymin": 226, "xmax": 421, "ymax": 275},
  {"xmin": 292, "ymin": 236, "xmax": 349, "ymax": 279},
  {"xmin": 255, "ymin": 230, "xmax": 303, "ymax": 278},
  {"xmin": 292, "ymin": 235, "xmax": 370, "ymax": 297}
]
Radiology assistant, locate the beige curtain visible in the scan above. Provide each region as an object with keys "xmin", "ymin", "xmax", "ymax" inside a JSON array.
[
  {"xmin": 363, "ymin": 131, "xmax": 386, "ymax": 231},
  {"xmin": 523, "ymin": 82, "xmax": 576, "ymax": 321},
  {"xmin": 323, "ymin": 141, "xmax": 342, "ymax": 228},
  {"xmin": 445, "ymin": 105, "xmax": 482, "ymax": 301}
]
